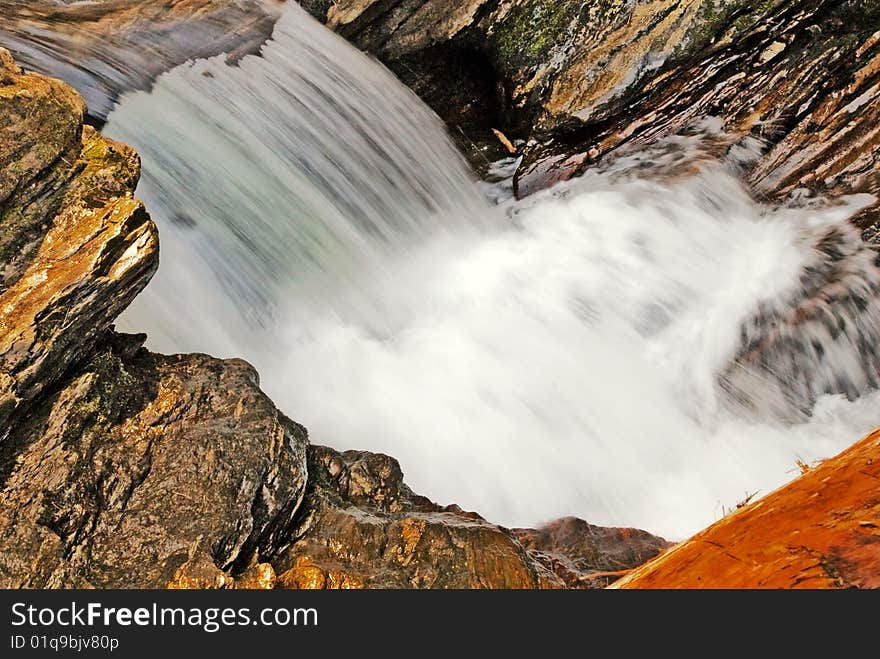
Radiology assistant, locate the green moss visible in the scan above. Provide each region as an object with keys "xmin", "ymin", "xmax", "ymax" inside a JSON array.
[
  {"xmin": 494, "ymin": 0, "xmax": 583, "ymax": 66},
  {"xmin": 679, "ymin": 0, "xmax": 785, "ymax": 57},
  {"xmin": 78, "ymin": 132, "xmax": 130, "ymax": 180},
  {"xmin": 87, "ymin": 351, "xmax": 139, "ymax": 421},
  {"xmin": 833, "ymin": 0, "xmax": 880, "ymax": 27},
  {"xmin": 58, "ymin": 351, "xmax": 142, "ymax": 440}
]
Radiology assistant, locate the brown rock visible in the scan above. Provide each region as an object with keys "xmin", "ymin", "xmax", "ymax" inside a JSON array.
[
  {"xmin": 0, "ymin": 343, "xmax": 308, "ymax": 588},
  {"xmin": 0, "ymin": 52, "xmax": 157, "ymax": 432},
  {"xmin": 313, "ymin": 2, "xmax": 880, "ymax": 212},
  {"xmin": 233, "ymin": 562, "xmax": 278, "ymax": 590},
  {"xmin": 0, "ymin": 47, "xmax": 85, "ymax": 291},
  {"xmin": 0, "ymin": 59, "xmax": 309, "ymax": 586},
  {"xmin": 274, "ymin": 446, "xmax": 541, "ymax": 588},
  {"xmin": 612, "ymin": 428, "xmax": 880, "ymax": 589},
  {"xmin": 515, "ymin": 1, "xmax": 880, "ymax": 204},
  {"xmin": 273, "ymin": 445, "xmax": 668, "ymax": 589},
  {"xmin": 513, "ymin": 517, "xmax": 672, "ymax": 588}
]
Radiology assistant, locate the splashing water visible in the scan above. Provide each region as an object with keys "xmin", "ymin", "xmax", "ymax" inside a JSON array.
[{"xmin": 107, "ymin": 5, "xmax": 880, "ymax": 539}]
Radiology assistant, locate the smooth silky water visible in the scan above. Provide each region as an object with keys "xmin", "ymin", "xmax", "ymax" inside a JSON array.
[{"xmin": 106, "ymin": 4, "xmax": 880, "ymax": 539}]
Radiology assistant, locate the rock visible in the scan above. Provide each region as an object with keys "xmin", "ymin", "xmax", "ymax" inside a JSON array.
[
  {"xmin": 513, "ymin": 517, "xmax": 672, "ymax": 588},
  {"xmin": 514, "ymin": 1, "xmax": 880, "ymax": 201},
  {"xmin": 305, "ymin": 1, "xmax": 748, "ymax": 166},
  {"xmin": 612, "ymin": 428, "xmax": 880, "ymax": 589},
  {"xmin": 0, "ymin": 53, "xmax": 308, "ymax": 588},
  {"xmin": 312, "ymin": 1, "xmax": 880, "ymax": 211},
  {"xmin": 0, "ymin": 0, "xmax": 282, "ymax": 119},
  {"xmin": 0, "ymin": 47, "xmax": 85, "ymax": 291},
  {"xmin": 0, "ymin": 341, "xmax": 308, "ymax": 588},
  {"xmin": 0, "ymin": 49, "xmax": 157, "ymax": 432},
  {"xmin": 272, "ymin": 445, "xmax": 669, "ymax": 589},
  {"xmin": 273, "ymin": 446, "xmax": 545, "ymax": 588}
]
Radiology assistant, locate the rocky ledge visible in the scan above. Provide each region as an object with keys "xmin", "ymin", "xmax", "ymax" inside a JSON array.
[{"xmin": 0, "ymin": 49, "xmax": 669, "ymax": 589}]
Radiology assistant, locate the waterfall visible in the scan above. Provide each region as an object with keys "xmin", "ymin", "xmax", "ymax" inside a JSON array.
[{"xmin": 106, "ymin": 4, "xmax": 880, "ymax": 539}]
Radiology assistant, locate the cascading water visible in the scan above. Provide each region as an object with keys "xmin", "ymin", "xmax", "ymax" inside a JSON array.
[{"xmin": 106, "ymin": 4, "xmax": 880, "ymax": 539}]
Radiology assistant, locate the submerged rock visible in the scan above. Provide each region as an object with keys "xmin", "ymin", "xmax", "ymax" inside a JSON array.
[{"xmin": 613, "ymin": 428, "xmax": 880, "ymax": 589}]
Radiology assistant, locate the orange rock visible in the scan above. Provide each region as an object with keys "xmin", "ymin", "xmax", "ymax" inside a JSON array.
[{"xmin": 612, "ymin": 429, "xmax": 880, "ymax": 589}]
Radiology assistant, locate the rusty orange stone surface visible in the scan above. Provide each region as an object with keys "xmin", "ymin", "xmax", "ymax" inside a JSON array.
[{"xmin": 613, "ymin": 429, "xmax": 880, "ymax": 589}]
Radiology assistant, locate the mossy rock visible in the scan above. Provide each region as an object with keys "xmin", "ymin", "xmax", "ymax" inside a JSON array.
[{"xmin": 493, "ymin": 0, "xmax": 585, "ymax": 67}]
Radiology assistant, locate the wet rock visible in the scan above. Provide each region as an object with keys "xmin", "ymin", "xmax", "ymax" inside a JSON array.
[
  {"xmin": 515, "ymin": 1, "xmax": 880, "ymax": 202},
  {"xmin": 273, "ymin": 445, "xmax": 669, "ymax": 589},
  {"xmin": 0, "ymin": 47, "xmax": 85, "ymax": 291},
  {"xmin": 274, "ymin": 446, "xmax": 543, "ymax": 588},
  {"xmin": 513, "ymin": 517, "xmax": 672, "ymax": 588},
  {"xmin": 721, "ymin": 221, "xmax": 880, "ymax": 420},
  {"xmin": 0, "ymin": 343, "xmax": 308, "ymax": 588},
  {"xmin": 308, "ymin": 1, "xmax": 757, "ymax": 168},
  {"xmin": 613, "ymin": 428, "xmax": 880, "ymax": 589},
  {"xmin": 0, "ymin": 50, "xmax": 157, "ymax": 432},
  {"xmin": 0, "ymin": 54, "xmax": 307, "ymax": 588},
  {"xmin": 0, "ymin": 1, "xmax": 282, "ymax": 118},
  {"xmin": 313, "ymin": 2, "xmax": 880, "ymax": 208}
]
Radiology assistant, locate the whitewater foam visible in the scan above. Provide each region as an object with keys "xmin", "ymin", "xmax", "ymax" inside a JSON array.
[{"xmin": 106, "ymin": 4, "xmax": 880, "ymax": 539}]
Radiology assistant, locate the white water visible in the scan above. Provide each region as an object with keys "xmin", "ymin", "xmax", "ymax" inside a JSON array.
[{"xmin": 107, "ymin": 5, "xmax": 880, "ymax": 539}]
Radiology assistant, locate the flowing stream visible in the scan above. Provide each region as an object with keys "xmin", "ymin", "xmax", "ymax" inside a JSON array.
[{"xmin": 106, "ymin": 4, "xmax": 880, "ymax": 539}]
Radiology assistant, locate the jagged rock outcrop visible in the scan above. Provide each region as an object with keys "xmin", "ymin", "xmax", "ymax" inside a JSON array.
[
  {"xmin": 0, "ymin": 0, "xmax": 282, "ymax": 119},
  {"xmin": 0, "ymin": 52, "xmax": 668, "ymax": 589},
  {"xmin": 0, "ymin": 338, "xmax": 308, "ymax": 588},
  {"xmin": 272, "ymin": 446, "xmax": 668, "ymax": 589},
  {"xmin": 0, "ymin": 48, "xmax": 156, "ymax": 433},
  {"xmin": 308, "ymin": 0, "xmax": 721, "ymax": 139},
  {"xmin": 612, "ymin": 428, "xmax": 880, "ymax": 589},
  {"xmin": 514, "ymin": 0, "xmax": 880, "ymax": 208},
  {"xmin": 0, "ymin": 49, "xmax": 309, "ymax": 587}
]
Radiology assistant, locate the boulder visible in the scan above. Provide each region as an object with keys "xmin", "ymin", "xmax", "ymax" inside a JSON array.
[
  {"xmin": 515, "ymin": 0, "xmax": 880, "ymax": 208},
  {"xmin": 0, "ymin": 338, "xmax": 308, "ymax": 588},
  {"xmin": 513, "ymin": 517, "xmax": 672, "ymax": 588}
]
